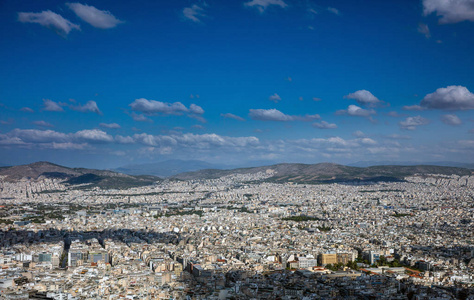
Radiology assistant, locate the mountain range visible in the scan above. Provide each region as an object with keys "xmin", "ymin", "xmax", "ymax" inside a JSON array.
[
  {"xmin": 0, "ymin": 161, "xmax": 472, "ymax": 188},
  {"xmin": 170, "ymin": 162, "xmax": 473, "ymax": 183},
  {"xmin": 0, "ymin": 161, "xmax": 159, "ymax": 189}
]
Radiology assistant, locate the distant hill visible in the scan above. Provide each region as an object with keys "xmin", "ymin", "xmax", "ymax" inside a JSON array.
[
  {"xmin": 115, "ymin": 159, "xmax": 230, "ymax": 177},
  {"xmin": 0, "ymin": 161, "xmax": 160, "ymax": 189},
  {"xmin": 171, "ymin": 162, "xmax": 473, "ymax": 183}
]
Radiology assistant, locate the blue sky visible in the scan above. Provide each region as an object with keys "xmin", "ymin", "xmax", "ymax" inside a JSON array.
[{"xmin": 1, "ymin": 0, "xmax": 474, "ymax": 168}]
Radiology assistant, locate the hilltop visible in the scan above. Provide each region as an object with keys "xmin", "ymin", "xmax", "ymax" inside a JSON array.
[{"xmin": 0, "ymin": 161, "xmax": 160, "ymax": 189}]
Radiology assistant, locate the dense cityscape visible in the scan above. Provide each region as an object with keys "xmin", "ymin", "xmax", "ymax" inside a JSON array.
[
  {"xmin": 1, "ymin": 167, "xmax": 473, "ymax": 299},
  {"xmin": 2, "ymin": 0, "xmax": 474, "ymax": 299}
]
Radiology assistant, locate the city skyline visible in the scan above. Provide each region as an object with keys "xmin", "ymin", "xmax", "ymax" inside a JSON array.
[{"xmin": 1, "ymin": 0, "xmax": 474, "ymax": 168}]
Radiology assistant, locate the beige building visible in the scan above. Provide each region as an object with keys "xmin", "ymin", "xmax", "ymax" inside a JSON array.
[{"xmin": 319, "ymin": 253, "xmax": 337, "ymax": 265}]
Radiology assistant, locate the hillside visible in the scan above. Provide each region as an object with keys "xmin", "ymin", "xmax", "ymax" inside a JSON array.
[
  {"xmin": 0, "ymin": 161, "xmax": 160, "ymax": 189},
  {"xmin": 171, "ymin": 163, "xmax": 473, "ymax": 183}
]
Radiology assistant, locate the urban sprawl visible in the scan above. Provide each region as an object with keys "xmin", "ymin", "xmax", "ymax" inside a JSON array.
[{"xmin": 0, "ymin": 171, "xmax": 473, "ymax": 299}]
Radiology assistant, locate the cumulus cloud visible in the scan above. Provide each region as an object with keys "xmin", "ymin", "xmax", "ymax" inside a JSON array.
[
  {"xmin": 0, "ymin": 128, "xmax": 118, "ymax": 149},
  {"xmin": 70, "ymin": 100, "xmax": 102, "ymax": 114},
  {"xmin": 399, "ymin": 116, "xmax": 430, "ymax": 130},
  {"xmin": 115, "ymin": 135, "xmax": 134, "ymax": 144},
  {"xmin": 189, "ymin": 104, "xmax": 204, "ymax": 114},
  {"xmin": 358, "ymin": 138, "xmax": 377, "ymax": 145},
  {"xmin": 99, "ymin": 123, "xmax": 121, "ymax": 129},
  {"xmin": 249, "ymin": 109, "xmax": 319, "ymax": 121},
  {"xmin": 420, "ymin": 85, "xmax": 474, "ymax": 110},
  {"xmin": 32, "ymin": 120, "xmax": 54, "ymax": 128},
  {"xmin": 74, "ymin": 129, "xmax": 113, "ymax": 143},
  {"xmin": 42, "ymin": 99, "xmax": 64, "ymax": 112},
  {"xmin": 129, "ymin": 98, "xmax": 204, "ymax": 115},
  {"xmin": 423, "ymin": 0, "xmax": 474, "ymax": 24},
  {"xmin": 418, "ymin": 22, "xmax": 431, "ymax": 38},
  {"xmin": 18, "ymin": 10, "xmax": 80, "ymax": 36},
  {"xmin": 269, "ymin": 93, "xmax": 281, "ymax": 103},
  {"xmin": 221, "ymin": 113, "xmax": 246, "ymax": 121},
  {"xmin": 344, "ymin": 90, "xmax": 381, "ymax": 106},
  {"xmin": 336, "ymin": 105, "xmax": 376, "ymax": 117},
  {"xmin": 128, "ymin": 132, "xmax": 259, "ymax": 149},
  {"xmin": 67, "ymin": 3, "xmax": 123, "ymax": 29},
  {"xmin": 312, "ymin": 121, "xmax": 337, "ymax": 129},
  {"xmin": 183, "ymin": 4, "xmax": 206, "ymax": 22},
  {"xmin": 441, "ymin": 114, "xmax": 462, "ymax": 126},
  {"xmin": 244, "ymin": 0, "xmax": 288, "ymax": 13},
  {"xmin": 48, "ymin": 142, "xmax": 88, "ymax": 150},
  {"xmin": 5, "ymin": 129, "xmax": 69, "ymax": 144},
  {"xmin": 250, "ymin": 109, "xmax": 292, "ymax": 121}
]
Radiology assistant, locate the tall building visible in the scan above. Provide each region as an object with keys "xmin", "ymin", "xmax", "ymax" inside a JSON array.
[{"xmin": 319, "ymin": 253, "xmax": 337, "ymax": 265}]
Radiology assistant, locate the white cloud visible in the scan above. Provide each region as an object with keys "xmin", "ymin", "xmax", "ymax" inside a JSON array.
[
  {"xmin": 358, "ymin": 138, "xmax": 377, "ymax": 145},
  {"xmin": 74, "ymin": 129, "xmax": 114, "ymax": 143},
  {"xmin": 0, "ymin": 129, "xmax": 260, "ymax": 155},
  {"xmin": 327, "ymin": 7, "xmax": 340, "ymax": 15},
  {"xmin": 344, "ymin": 90, "xmax": 381, "ymax": 106},
  {"xmin": 48, "ymin": 142, "xmax": 88, "ymax": 150},
  {"xmin": 249, "ymin": 109, "xmax": 294, "ymax": 121},
  {"xmin": 99, "ymin": 123, "xmax": 121, "ymax": 129},
  {"xmin": 183, "ymin": 4, "xmax": 206, "ymax": 22},
  {"xmin": 420, "ymin": 85, "xmax": 474, "ymax": 110},
  {"xmin": 312, "ymin": 97, "xmax": 322, "ymax": 101},
  {"xmin": 6, "ymin": 129, "xmax": 69, "ymax": 143},
  {"xmin": 18, "ymin": 10, "xmax": 80, "ymax": 36},
  {"xmin": 244, "ymin": 0, "xmax": 288, "ymax": 13},
  {"xmin": 249, "ymin": 109, "xmax": 319, "ymax": 121},
  {"xmin": 42, "ymin": 99, "xmax": 64, "ymax": 112},
  {"xmin": 402, "ymin": 105, "xmax": 426, "ymax": 111},
  {"xmin": 32, "ymin": 120, "xmax": 54, "ymax": 128},
  {"xmin": 189, "ymin": 104, "xmax": 204, "ymax": 114},
  {"xmin": 441, "ymin": 114, "xmax": 462, "ymax": 126},
  {"xmin": 352, "ymin": 130, "xmax": 366, "ymax": 138},
  {"xmin": 129, "ymin": 98, "xmax": 203, "ymax": 115},
  {"xmin": 188, "ymin": 114, "xmax": 207, "ymax": 123},
  {"xmin": 418, "ymin": 22, "xmax": 431, "ymax": 38},
  {"xmin": 386, "ymin": 134, "xmax": 411, "ymax": 140},
  {"xmin": 313, "ymin": 121, "xmax": 337, "ymax": 129},
  {"xmin": 67, "ymin": 3, "xmax": 123, "ymax": 29},
  {"xmin": 115, "ymin": 135, "xmax": 135, "ymax": 144},
  {"xmin": 129, "ymin": 112, "xmax": 152, "ymax": 122},
  {"xmin": 399, "ymin": 116, "xmax": 430, "ymax": 130},
  {"xmin": 20, "ymin": 107, "xmax": 34, "ymax": 113},
  {"xmin": 423, "ymin": 0, "xmax": 474, "ymax": 24},
  {"xmin": 192, "ymin": 124, "xmax": 205, "ymax": 130},
  {"xmin": 269, "ymin": 93, "xmax": 281, "ymax": 103},
  {"xmin": 129, "ymin": 132, "xmax": 259, "ymax": 149},
  {"xmin": 336, "ymin": 105, "xmax": 376, "ymax": 117},
  {"xmin": 387, "ymin": 111, "xmax": 402, "ymax": 117},
  {"xmin": 70, "ymin": 100, "xmax": 102, "ymax": 114},
  {"xmin": 221, "ymin": 113, "xmax": 246, "ymax": 121}
]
